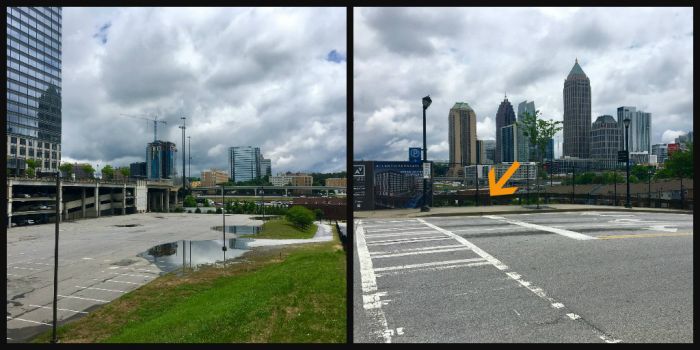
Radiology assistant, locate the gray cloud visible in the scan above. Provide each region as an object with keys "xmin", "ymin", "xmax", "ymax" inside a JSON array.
[
  {"xmin": 354, "ymin": 7, "xmax": 693, "ymax": 161},
  {"xmin": 61, "ymin": 7, "xmax": 346, "ymax": 176}
]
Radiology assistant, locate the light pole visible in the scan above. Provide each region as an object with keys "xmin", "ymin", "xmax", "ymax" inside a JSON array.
[
  {"xmin": 179, "ymin": 117, "xmax": 187, "ymax": 195},
  {"xmin": 614, "ymin": 165, "xmax": 617, "ymax": 206},
  {"xmin": 648, "ymin": 167, "xmax": 653, "ymax": 207},
  {"xmin": 51, "ymin": 170, "xmax": 61, "ymax": 343},
  {"xmin": 421, "ymin": 95, "xmax": 432, "ymax": 212},
  {"xmin": 187, "ymin": 136, "xmax": 191, "ymax": 184},
  {"xmin": 624, "ymin": 117, "xmax": 631, "ymax": 208}
]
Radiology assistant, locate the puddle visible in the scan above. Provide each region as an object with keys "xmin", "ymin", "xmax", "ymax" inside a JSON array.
[
  {"xmin": 114, "ymin": 224, "xmax": 140, "ymax": 227},
  {"xmin": 211, "ymin": 225, "xmax": 262, "ymax": 235},
  {"xmin": 138, "ymin": 238, "xmax": 251, "ymax": 273}
]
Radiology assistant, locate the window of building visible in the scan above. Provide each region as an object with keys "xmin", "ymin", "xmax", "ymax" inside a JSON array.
[
  {"xmin": 11, "ymin": 137, "xmax": 17, "ymax": 144},
  {"xmin": 11, "ymin": 146, "xmax": 17, "ymax": 154},
  {"xmin": 19, "ymin": 138, "xmax": 26, "ymax": 145},
  {"xmin": 44, "ymin": 160, "xmax": 49, "ymax": 168},
  {"xmin": 51, "ymin": 161, "xmax": 56, "ymax": 169},
  {"xmin": 28, "ymin": 148, "xmax": 34, "ymax": 157},
  {"xmin": 19, "ymin": 147, "xmax": 25, "ymax": 156},
  {"xmin": 52, "ymin": 144, "xmax": 57, "ymax": 150},
  {"xmin": 51, "ymin": 151, "xmax": 56, "ymax": 159}
]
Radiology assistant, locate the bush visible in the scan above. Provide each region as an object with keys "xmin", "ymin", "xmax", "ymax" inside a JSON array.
[
  {"xmin": 216, "ymin": 207, "xmax": 222, "ymax": 214},
  {"xmin": 174, "ymin": 207, "xmax": 184, "ymax": 213},
  {"xmin": 184, "ymin": 195, "xmax": 196, "ymax": 207},
  {"xmin": 314, "ymin": 208, "xmax": 324, "ymax": 221},
  {"xmin": 285, "ymin": 205, "xmax": 315, "ymax": 229},
  {"xmin": 194, "ymin": 207, "xmax": 201, "ymax": 214}
]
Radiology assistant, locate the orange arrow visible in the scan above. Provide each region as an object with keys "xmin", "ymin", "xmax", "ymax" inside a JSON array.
[{"xmin": 488, "ymin": 161, "xmax": 520, "ymax": 196}]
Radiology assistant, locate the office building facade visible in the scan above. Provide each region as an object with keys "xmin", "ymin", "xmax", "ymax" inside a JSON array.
[
  {"xmin": 129, "ymin": 161, "xmax": 147, "ymax": 178},
  {"xmin": 7, "ymin": 7, "xmax": 63, "ymax": 174},
  {"xmin": 591, "ymin": 115, "xmax": 621, "ymax": 170},
  {"xmin": 146, "ymin": 141, "xmax": 177, "ymax": 179},
  {"xmin": 495, "ymin": 96, "xmax": 516, "ymax": 163},
  {"xmin": 261, "ymin": 158, "xmax": 271, "ymax": 177},
  {"xmin": 517, "ymin": 100, "xmax": 536, "ymax": 161},
  {"xmin": 500, "ymin": 123, "xmax": 529, "ymax": 163},
  {"xmin": 229, "ymin": 146, "xmax": 261, "ymax": 183},
  {"xmin": 617, "ymin": 106, "xmax": 651, "ymax": 154},
  {"xmin": 476, "ymin": 139, "xmax": 496, "ymax": 165},
  {"xmin": 652, "ymin": 144, "xmax": 669, "ymax": 164},
  {"xmin": 563, "ymin": 59, "xmax": 592, "ymax": 158},
  {"xmin": 448, "ymin": 102, "xmax": 477, "ymax": 168},
  {"xmin": 201, "ymin": 169, "xmax": 229, "ymax": 187}
]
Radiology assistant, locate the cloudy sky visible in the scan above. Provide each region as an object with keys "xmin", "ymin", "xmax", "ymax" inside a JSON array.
[
  {"xmin": 354, "ymin": 7, "xmax": 693, "ymax": 161},
  {"xmin": 62, "ymin": 7, "xmax": 346, "ymax": 176}
]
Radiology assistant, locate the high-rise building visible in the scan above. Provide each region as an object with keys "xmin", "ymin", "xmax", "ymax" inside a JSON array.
[
  {"xmin": 517, "ymin": 100, "xmax": 538, "ymax": 161},
  {"xmin": 544, "ymin": 139, "xmax": 554, "ymax": 161},
  {"xmin": 229, "ymin": 146, "xmax": 264, "ymax": 183},
  {"xmin": 675, "ymin": 131, "xmax": 693, "ymax": 150},
  {"xmin": 129, "ymin": 161, "xmax": 147, "ymax": 178},
  {"xmin": 652, "ymin": 144, "xmax": 669, "ymax": 164},
  {"xmin": 146, "ymin": 141, "xmax": 177, "ymax": 179},
  {"xmin": 476, "ymin": 139, "xmax": 496, "ymax": 165},
  {"xmin": 501, "ymin": 123, "xmax": 529, "ymax": 163},
  {"xmin": 261, "ymin": 158, "xmax": 271, "ymax": 177},
  {"xmin": 201, "ymin": 169, "xmax": 229, "ymax": 187},
  {"xmin": 591, "ymin": 115, "xmax": 621, "ymax": 170},
  {"xmin": 617, "ymin": 106, "xmax": 651, "ymax": 154},
  {"xmin": 563, "ymin": 59, "xmax": 592, "ymax": 158},
  {"xmin": 495, "ymin": 96, "xmax": 516, "ymax": 163},
  {"xmin": 448, "ymin": 102, "xmax": 478, "ymax": 170},
  {"xmin": 7, "ymin": 7, "xmax": 63, "ymax": 175}
]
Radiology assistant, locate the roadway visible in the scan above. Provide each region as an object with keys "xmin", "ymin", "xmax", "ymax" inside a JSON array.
[{"xmin": 354, "ymin": 211, "xmax": 693, "ymax": 343}]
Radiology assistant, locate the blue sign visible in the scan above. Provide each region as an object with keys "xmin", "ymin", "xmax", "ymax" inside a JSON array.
[{"xmin": 409, "ymin": 147, "xmax": 422, "ymax": 163}]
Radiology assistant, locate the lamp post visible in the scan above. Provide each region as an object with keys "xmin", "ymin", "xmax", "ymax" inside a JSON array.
[
  {"xmin": 614, "ymin": 165, "xmax": 617, "ymax": 206},
  {"xmin": 179, "ymin": 117, "xmax": 187, "ymax": 195},
  {"xmin": 187, "ymin": 136, "xmax": 191, "ymax": 184},
  {"xmin": 648, "ymin": 167, "xmax": 653, "ymax": 207},
  {"xmin": 51, "ymin": 170, "xmax": 61, "ymax": 343},
  {"xmin": 421, "ymin": 95, "xmax": 432, "ymax": 212},
  {"xmin": 623, "ymin": 117, "xmax": 631, "ymax": 208}
]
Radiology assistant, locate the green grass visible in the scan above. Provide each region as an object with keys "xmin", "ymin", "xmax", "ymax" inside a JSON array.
[
  {"xmin": 33, "ymin": 232, "xmax": 346, "ymax": 343},
  {"xmin": 252, "ymin": 218, "xmax": 317, "ymax": 239}
]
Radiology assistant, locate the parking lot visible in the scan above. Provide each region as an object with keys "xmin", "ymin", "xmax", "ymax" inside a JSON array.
[
  {"xmin": 6, "ymin": 213, "xmax": 260, "ymax": 342},
  {"xmin": 354, "ymin": 211, "xmax": 693, "ymax": 343}
]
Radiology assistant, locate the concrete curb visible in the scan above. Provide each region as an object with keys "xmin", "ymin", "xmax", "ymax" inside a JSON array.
[{"xmin": 355, "ymin": 207, "xmax": 693, "ymax": 219}]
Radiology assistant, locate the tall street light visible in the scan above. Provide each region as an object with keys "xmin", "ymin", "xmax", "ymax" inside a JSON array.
[
  {"xmin": 179, "ymin": 117, "xmax": 187, "ymax": 196},
  {"xmin": 421, "ymin": 95, "xmax": 432, "ymax": 212},
  {"xmin": 623, "ymin": 117, "xmax": 631, "ymax": 208},
  {"xmin": 51, "ymin": 170, "xmax": 61, "ymax": 343},
  {"xmin": 647, "ymin": 166, "xmax": 653, "ymax": 207}
]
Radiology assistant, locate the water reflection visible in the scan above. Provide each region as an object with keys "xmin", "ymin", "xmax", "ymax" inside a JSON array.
[
  {"xmin": 138, "ymin": 238, "xmax": 251, "ymax": 273},
  {"xmin": 211, "ymin": 225, "xmax": 261, "ymax": 235}
]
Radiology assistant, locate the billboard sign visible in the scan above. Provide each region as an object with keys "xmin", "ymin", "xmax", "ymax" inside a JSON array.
[{"xmin": 409, "ymin": 147, "xmax": 422, "ymax": 163}]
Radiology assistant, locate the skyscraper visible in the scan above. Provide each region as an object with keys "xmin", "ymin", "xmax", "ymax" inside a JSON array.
[
  {"xmin": 261, "ymin": 158, "xmax": 272, "ymax": 177},
  {"xmin": 476, "ymin": 139, "xmax": 496, "ymax": 165},
  {"xmin": 7, "ymin": 7, "xmax": 62, "ymax": 174},
  {"xmin": 517, "ymin": 100, "xmax": 536, "ymax": 161},
  {"xmin": 146, "ymin": 141, "xmax": 177, "ymax": 179},
  {"xmin": 563, "ymin": 59, "xmax": 592, "ymax": 158},
  {"xmin": 617, "ymin": 107, "xmax": 651, "ymax": 154},
  {"xmin": 448, "ymin": 102, "xmax": 477, "ymax": 168},
  {"xmin": 495, "ymin": 95, "xmax": 516, "ymax": 163},
  {"xmin": 229, "ymin": 146, "xmax": 267, "ymax": 183},
  {"xmin": 591, "ymin": 115, "xmax": 621, "ymax": 169},
  {"xmin": 500, "ymin": 123, "xmax": 529, "ymax": 163}
]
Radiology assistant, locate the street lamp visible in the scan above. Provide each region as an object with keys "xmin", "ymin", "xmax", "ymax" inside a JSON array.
[
  {"xmin": 623, "ymin": 117, "xmax": 631, "ymax": 208},
  {"xmin": 51, "ymin": 170, "xmax": 61, "ymax": 343},
  {"xmin": 648, "ymin": 167, "xmax": 654, "ymax": 207},
  {"xmin": 421, "ymin": 95, "xmax": 432, "ymax": 212},
  {"xmin": 179, "ymin": 117, "xmax": 187, "ymax": 195},
  {"xmin": 187, "ymin": 136, "xmax": 191, "ymax": 184}
]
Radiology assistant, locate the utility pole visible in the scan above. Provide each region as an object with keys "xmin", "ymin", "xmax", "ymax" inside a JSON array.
[
  {"xmin": 187, "ymin": 136, "xmax": 191, "ymax": 184},
  {"xmin": 179, "ymin": 117, "xmax": 187, "ymax": 195},
  {"xmin": 51, "ymin": 170, "xmax": 61, "ymax": 343},
  {"xmin": 571, "ymin": 164, "xmax": 576, "ymax": 204}
]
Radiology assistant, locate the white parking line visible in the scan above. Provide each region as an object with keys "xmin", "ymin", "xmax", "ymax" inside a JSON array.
[
  {"xmin": 356, "ymin": 221, "xmax": 393, "ymax": 343},
  {"xmin": 373, "ymin": 258, "xmax": 486, "ymax": 272},
  {"xmin": 28, "ymin": 304, "xmax": 87, "ymax": 314},
  {"xmin": 6, "ymin": 316, "xmax": 51, "ymax": 326},
  {"xmin": 75, "ymin": 285, "xmax": 126, "ymax": 293},
  {"xmin": 372, "ymin": 244, "xmax": 466, "ymax": 255},
  {"xmin": 366, "ymin": 237, "xmax": 453, "ymax": 246},
  {"xmin": 376, "ymin": 261, "xmax": 492, "ymax": 277},
  {"xmin": 57, "ymin": 294, "xmax": 108, "ymax": 303},
  {"xmin": 417, "ymin": 218, "xmax": 621, "ymax": 343},
  {"xmin": 364, "ymin": 231, "xmax": 442, "ymax": 239},
  {"xmin": 481, "ymin": 215, "xmax": 597, "ymax": 240},
  {"xmin": 372, "ymin": 247, "xmax": 471, "ymax": 259},
  {"xmin": 11, "ymin": 266, "xmax": 42, "ymax": 271}
]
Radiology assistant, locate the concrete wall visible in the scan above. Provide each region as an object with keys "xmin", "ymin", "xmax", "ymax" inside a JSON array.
[{"xmin": 135, "ymin": 179, "xmax": 148, "ymax": 213}]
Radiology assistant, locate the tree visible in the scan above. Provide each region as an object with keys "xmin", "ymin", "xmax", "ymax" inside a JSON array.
[
  {"xmin": 81, "ymin": 164, "xmax": 95, "ymax": 178},
  {"xmin": 102, "ymin": 165, "xmax": 115, "ymax": 180},
  {"xmin": 184, "ymin": 195, "xmax": 197, "ymax": 207},
  {"xmin": 517, "ymin": 110, "xmax": 563, "ymax": 208},
  {"xmin": 59, "ymin": 163, "xmax": 74, "ymax": 176},
  {"xmin": 314, "ymin": 208, "xmax": 324, "ymax": 221},
  {"xmin": 663, "ymin": 142, "xmax": 693, "ymax": 179},
  {"xmin": 285, "ymin": 205, "xmax": 315, "ymax": 229},
  {"xmin": 119, "ymin": 167, "xmax": 130, "ymax": 179},
  {"xmin": 25, "ymin": 159, "xmax": 40, "ymax": 178}
]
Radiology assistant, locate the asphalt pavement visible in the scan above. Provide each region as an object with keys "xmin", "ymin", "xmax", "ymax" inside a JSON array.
[{"xmin": 354, "ymin": 211, "xmax": 693, "ymax": 343}]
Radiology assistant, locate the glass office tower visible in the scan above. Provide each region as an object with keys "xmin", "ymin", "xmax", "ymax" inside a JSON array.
[{"xmin": 7, "ymin": 7, "xmax": 62, "ymax": 175}]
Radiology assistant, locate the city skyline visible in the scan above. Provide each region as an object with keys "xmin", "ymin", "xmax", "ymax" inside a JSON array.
[
  {"xmin": 353, "ymin": 7, "xmax": 693, "ymax": 162},
  {"xmin": 59, "ymin": 7, "xmax": 347, "ymax": 176}
]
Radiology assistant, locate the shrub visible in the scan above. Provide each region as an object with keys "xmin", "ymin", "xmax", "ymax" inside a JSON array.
[
  {"xmin": 216, "ymin": 207, "xmax": 222, "ymax": 214},
  {"xmin": 194, "ymin": 207, "xmax": 201, "ymax": 214},
  {"xmin": 184, "ymin": 195, "xmax": 196, "ymax": 207},
  {"xmin": 174, "ymin": 207, "xmax": 184, "ymax": 213},
  {"xmin": 285, "ymin": 205, "xmax": 315, "ymax": 229}
]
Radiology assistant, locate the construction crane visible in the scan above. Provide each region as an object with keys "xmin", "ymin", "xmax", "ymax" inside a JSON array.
[{"xmin": 120, "ymin": 113, "xmax": 167, "ymax": 142}]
